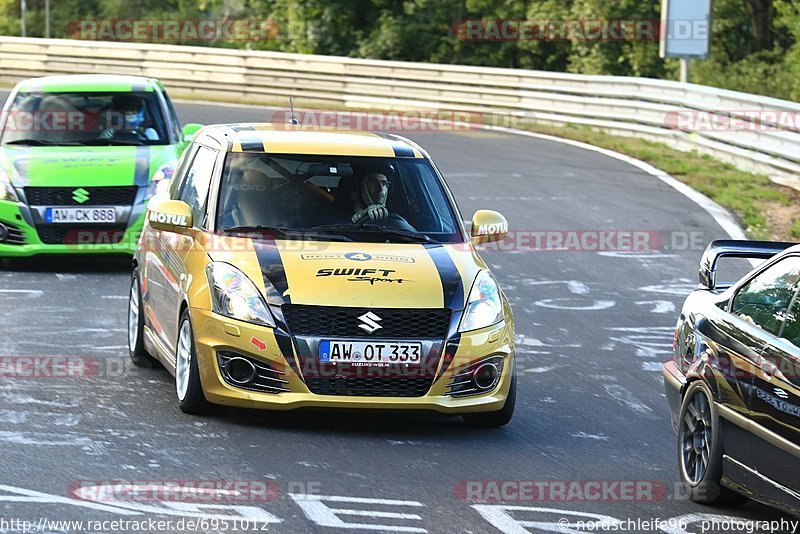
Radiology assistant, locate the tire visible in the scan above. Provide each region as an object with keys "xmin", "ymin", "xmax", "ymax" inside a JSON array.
[
  {"xmin": 128, "ymin": 268, "xmax": 158, "ymax": 368},
  {"xmin": 677, "ymin": 381, "xmax": 747, "ymax": 505},
  {"xmin": 463, "ymin": 372, "xmax": 516, "ymax": 428},
  {"xmin": 175, "ymin": 308, "xmax": 212, "ymax": 415}
]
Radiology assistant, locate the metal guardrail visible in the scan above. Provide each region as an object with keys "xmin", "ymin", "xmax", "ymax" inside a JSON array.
[{"xmin": 1, "ymin": 36, "xmax": 799, "ymax": 188}]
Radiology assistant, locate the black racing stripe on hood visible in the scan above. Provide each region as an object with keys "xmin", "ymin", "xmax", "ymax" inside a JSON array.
[
  {"xmin": 275, "ymin": 331, "xmax": 303, "ymax": 380},
  {"xmin": 134, "ymin": 146, "xmax": 150, "ymax": 186},
  {"xmin": 425, "ymin": 244, "xmax": 464, "ymax": 310},
  {"xmin": 252, "ymin": 242, "xmax": 292, "ymax": 304},
  {"xmin": 391, "ymin": 143, "xmax": 415, "ymax": 158},
  {"xmin": 436, "ymin": 334, "xmax": 461, "ymax": 380}
]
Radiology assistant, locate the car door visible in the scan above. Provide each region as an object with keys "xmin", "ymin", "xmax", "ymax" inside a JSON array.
[
  {"xmin": 749, "ymin": 259, "xmax": 800, "ymax": 499},
  {"xmin": 729, "ymin": 255, "xmax": 800, "ymax": 499},
  {"xmin": 144, "ymin": 144, "xmax": 198, "ymax": 357},
  {"xmin": 149, "ymin": 145, "xmax": 217, "ymax": 357}
]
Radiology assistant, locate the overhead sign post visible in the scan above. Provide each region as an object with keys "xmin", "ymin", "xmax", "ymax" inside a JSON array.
[{"xmin": 659, "ymin": 0, "xmax": 712, "ymax": 83}]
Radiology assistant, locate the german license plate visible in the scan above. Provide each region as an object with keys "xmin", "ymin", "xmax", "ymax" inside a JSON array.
[
  {"xmin": 319, "ymin": 341, "xmax": 422, "ymax": 364},
  {"xmin": 45, "ymin": 207, "xmax": 118, "ymax": 224}
]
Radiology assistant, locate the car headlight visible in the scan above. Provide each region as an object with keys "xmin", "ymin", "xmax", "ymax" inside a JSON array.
[
  {"xmin": 205, "ymin": 262, "xmax": 275, "ymax": 327},
  {"xmin": 0, "ymin": 167, "xmax": 18, "ymax": 202},
  {"xmin": 459, "ymin": 270, "xmax": 504, "ymax": 332},
  {"xmin": 144, "ymin": 160, "xmax": 177, "ymax": 199}
]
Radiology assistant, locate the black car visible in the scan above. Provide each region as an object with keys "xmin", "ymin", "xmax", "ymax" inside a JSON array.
[{"xmin": 664, "ymin": 239, "xmax": 800, "ymax": 516}]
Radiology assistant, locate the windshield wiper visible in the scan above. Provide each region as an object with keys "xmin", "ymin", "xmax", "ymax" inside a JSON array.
[
  {"xmin": 312, "ymin": 223, "xmax": 435, "ymax": 244},
  {"xmin": 73, "ymin": 138, "xmax": 146, "ymax": 146},
  {"xmin": 3, "ymin": 139, "xmax": 61, "ymax": 146},
  {"xmin": 223, "ymin": 225, "xmax": 352, "ymax": 242}
]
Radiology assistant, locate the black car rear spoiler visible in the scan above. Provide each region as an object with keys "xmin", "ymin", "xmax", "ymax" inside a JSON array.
[{"xmin": 699, "ymin": 240, "xmax": 796, "ymax": 290}]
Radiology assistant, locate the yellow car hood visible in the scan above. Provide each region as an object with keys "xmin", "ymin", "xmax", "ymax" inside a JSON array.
[{"xmin": 208, "ymin": 240, "xmax": 485, "ymax": 310}]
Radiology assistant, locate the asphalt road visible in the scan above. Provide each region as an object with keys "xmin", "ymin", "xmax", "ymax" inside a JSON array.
[{"xmin": 0, "ymin": 96, "xmax": 791, "ymax": 533}]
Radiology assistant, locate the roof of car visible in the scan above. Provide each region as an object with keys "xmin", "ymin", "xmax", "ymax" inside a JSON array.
[
  {"xmin": 15, "ymin": 75, "xmax": 161, "ymax": 93},
  {"xmin": 195, "ymin": 124, "xmax": 425, "ymax": 158}
]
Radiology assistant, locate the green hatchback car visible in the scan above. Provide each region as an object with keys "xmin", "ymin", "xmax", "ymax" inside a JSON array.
[{"xmin": 0, "ymin": 74, "xmax": 201, "ymax": 256}]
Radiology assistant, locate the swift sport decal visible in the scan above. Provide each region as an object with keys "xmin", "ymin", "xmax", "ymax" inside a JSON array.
[{"xmin": 316, "ymin": 268, "xmax": 408, "ymax": 285}]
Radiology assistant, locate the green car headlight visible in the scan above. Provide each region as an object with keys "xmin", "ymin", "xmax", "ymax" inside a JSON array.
[
  {"xmin": 0, "ymin": 168, "xmax": 18, "ymax": 202},
  {"xmin": 205, "ymin": 262, "xmax": 275, "ymax": 327}
]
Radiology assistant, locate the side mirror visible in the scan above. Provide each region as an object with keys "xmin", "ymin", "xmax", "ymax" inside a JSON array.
[
  {"xmin": 470, "ymin": 210, "xmax": 508, "ymax": 245},
  {"xmin": 182, "ymin": 123, "xmax": 202, "ymax": 142},
  {"xmin": 147, "ymin": 198, "xmax": 193, "ymax": 232}
]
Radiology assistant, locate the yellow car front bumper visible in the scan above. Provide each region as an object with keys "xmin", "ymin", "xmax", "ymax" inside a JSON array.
[{"xmin": 190, "ymin": 307, "xmax": 515, "ymax": 413}]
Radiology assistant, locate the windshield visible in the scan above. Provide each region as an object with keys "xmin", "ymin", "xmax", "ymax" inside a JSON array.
[
  {"xmin": 0, "ymin": 91, "xmax": 170, "ymax": 146},
  {"xmin": 216, "ymin": 153, "xmax": 464, "ymax": 244}
]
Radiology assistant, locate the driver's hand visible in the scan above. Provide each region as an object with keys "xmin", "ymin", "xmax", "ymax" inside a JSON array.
[{"xmin": 352, "ymin": 205, "xmax": 388, "ymax": 223}]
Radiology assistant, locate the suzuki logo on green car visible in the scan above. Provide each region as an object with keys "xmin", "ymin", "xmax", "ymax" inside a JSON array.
[{"xmin": 72, "ymin": 188, "xmax": 90, "ymax": 204}]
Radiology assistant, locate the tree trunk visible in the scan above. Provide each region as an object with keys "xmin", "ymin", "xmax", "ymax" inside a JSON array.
[{"xmin": 747, "ymin": 0, "xmax": 773, "ymax": 52}]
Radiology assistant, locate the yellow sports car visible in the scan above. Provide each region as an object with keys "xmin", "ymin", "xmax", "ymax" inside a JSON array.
[{"xmin": 130, "ymin": 124, "xmax": 515, "ymax": 426}]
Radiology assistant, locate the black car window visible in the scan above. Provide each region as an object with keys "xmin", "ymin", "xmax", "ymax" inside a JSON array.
[
  {"xmin": 215, "ymin": 153, "xmax": 463, "ymax": 243},
  {"xmin": 170, "ymin": 144, "xmax": 199, "ymax": 200},
  {"xmin": 178, "ymin": 146, "xmax": 217, "ymax": 227},
  {"xmin": 778, "ymin": 287, "xmax": 800, "ymax": 346},
  {"xmin": 731, "ymin": 256, "xmax": 800, "ymax": 335}
]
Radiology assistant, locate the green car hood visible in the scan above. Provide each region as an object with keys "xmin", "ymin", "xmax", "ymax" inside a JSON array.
[{"xmin": 1, "ymin": 145, "xmax": 181, "ymax": 188}]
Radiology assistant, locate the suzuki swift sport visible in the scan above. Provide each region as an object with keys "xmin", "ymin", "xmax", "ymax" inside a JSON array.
[
  {"xmin": 0, "ymin": 74, "xmax": 201, "ymax": 256},
  {"xmin": 130, "ymin": 124, "xmax": 515, "ymax": 427}
]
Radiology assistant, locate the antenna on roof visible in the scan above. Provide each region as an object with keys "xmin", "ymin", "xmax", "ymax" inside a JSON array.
[{"xmin": 288, "ymin": 97, "xmax": 299, "ymax": 125}]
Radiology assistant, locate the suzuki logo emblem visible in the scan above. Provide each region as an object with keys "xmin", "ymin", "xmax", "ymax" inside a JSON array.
[
  {"xmin": 775, "ymin": 388, "xmax": 789, "ymax": 399},
  {"xmin": 357, "ymin": 311, "xmax": 383, "ymax": 333},
  {"xmin": 72, "ymin": 188, "xmax": 90, "ymax": 204}
]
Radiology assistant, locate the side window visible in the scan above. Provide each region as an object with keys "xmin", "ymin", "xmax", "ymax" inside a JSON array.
[
  {"xmin": 169, "ymin": 144, "xmax": 199, "ymax": 199},
  {"xmin": 732, "ymin": 256, "xmax": 800, "ymax": 335},
  {"xmin": 178, "ymin": 146, "xmax": 217, "ymax": 227},
  {"xmin": 779, "ymin": 291, "xmax": 800, "ymax": 347}
]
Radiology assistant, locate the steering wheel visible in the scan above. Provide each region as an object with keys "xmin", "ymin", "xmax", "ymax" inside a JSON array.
[{"xmin": 353, "ymin": 211, "xmax": 417, "ymax": 232}]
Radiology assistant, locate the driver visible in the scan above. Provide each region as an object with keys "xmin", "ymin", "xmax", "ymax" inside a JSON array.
[
  {"xmin": 351, "ymin": 172, "xmax": 390, "ymax": 223},
  {"xmin": 99, "ymin": 95, "xmax": 158, "ymax": 140}
]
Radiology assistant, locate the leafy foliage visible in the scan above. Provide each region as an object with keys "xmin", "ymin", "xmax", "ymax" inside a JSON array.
[{"xmin": 1, "ymin": 0, "xmax": 798, "ymax": 100}]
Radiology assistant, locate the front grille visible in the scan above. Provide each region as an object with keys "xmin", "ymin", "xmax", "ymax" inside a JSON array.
[
  {"xmin": 217, "ymin": 351, "xmax": 290, "ymax": 394},
  {"xmin": 25, "ymin": 186, "xmax": 138, "ymax": 206},
  {"xmin": 34, "ymin": 224, "xmax": 128, "ymax": 245},
  {"xmin": 305, "ymin": 376, "xmax": 434, "ymax": 397},
  {"xmin": 282, "ymin": 305, "xmax": 451, "ymax": 339},
  {"xmin": 2, "ymin": 222, "xmax": 26, "ymax": 245}
]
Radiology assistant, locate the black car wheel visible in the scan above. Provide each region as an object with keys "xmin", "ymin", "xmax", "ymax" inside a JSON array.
[
  {"xmin": 175, "ymin": 309, "xmax": 212, "ymax": 415},
  {"xmin": 463, "ymin": 372, "xmax": 516, "ymax": 428},
  {"xmin": 678, "ymin": 381, "xmax": 746, "ymax": 504},
  {"xmin": 128, "ymin": 267, "xmax": 158, "ymax": 368}
]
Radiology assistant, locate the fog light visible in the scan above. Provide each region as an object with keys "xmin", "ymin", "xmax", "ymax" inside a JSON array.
[
  {"xmin": 473, "ymin": 362, "xmax": 500, "ymax": 390},
  {"xmin": 224, "ymin": 357, "xmax": 258, "ymax": 385}
]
